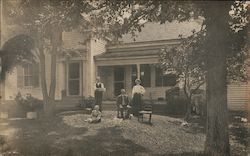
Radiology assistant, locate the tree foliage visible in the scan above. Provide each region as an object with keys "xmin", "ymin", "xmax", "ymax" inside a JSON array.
[
  {"xmin": 0, "ymin": 34, "xmax": 35, "ymax": 79},
  {"xmin": 5, "ymin": 0, "xmax": 100, "ymax": 115},
  {"xmin": 159, "ymin": 29, "xmax": 206, "ymax": 120},
  {"xmin": 96, "ymin": 1, "xmax": 248, "ymax": 155},
  {"xmin": 2, "ymin": 1, "xmax": 249, "ymax": 154}
]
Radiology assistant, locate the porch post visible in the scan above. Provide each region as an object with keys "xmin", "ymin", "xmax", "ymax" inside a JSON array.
[{"xmin": 136, "ymin": 64, "xmax": 140, "ymax": 80}]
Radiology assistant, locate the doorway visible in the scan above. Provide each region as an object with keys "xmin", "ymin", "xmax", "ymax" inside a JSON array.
[{"xmin": 114, "ymin": 67, "xmax": 125, "ymax": 96}]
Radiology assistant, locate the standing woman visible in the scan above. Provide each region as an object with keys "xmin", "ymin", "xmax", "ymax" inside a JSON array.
[
  {"xmin": 132, "ymin": 79, "xmax": 145, "ymax": 116},
  {"xmin": 94, "ymin": 76, "xmax": 105, "ymax": 112}
]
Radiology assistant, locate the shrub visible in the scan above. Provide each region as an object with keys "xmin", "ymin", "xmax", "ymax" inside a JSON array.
[
  {"xmin": 15, "ymin": 92, "xmax": 43, "ymax": 112},
  {"xmin": 165, "ymin": 87, "xmax": 180, "ymax": 100},
  {"xmin": 78, "ymin": 96, "xmax": 95, "ymax": 109},
  {"xmin": 166, "ymin": 97, "xmax": 188, "ymax": 115}
]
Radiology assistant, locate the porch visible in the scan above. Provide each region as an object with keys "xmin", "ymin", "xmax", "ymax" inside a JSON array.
[
  {"xmin": 94, "ymin": 40, "xmax": 179, "ymax": 100},
  {"xmin": 97, "ymin": 65, "xmax": 178, "ymax": 100}
]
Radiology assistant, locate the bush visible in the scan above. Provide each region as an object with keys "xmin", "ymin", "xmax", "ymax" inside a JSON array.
[
  {"xmin": 165, "ymin": 87, "xmax": 180, "ymax": 100},
  {"xmin": 78, "ymin": 96, "xmax": 95, "ymax": 109},
  {"xmin": 165, "ymin": 97, "xmax": 188, "ymax": 115},
  {"xmin": 15, "ymin": 92, "xmax": 43, "ymax": 112}
]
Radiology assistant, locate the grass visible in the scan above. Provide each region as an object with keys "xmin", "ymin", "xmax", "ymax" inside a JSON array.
[{"xmin": 0, "ymin": 110, "xmax": 248, "ymax": 156}]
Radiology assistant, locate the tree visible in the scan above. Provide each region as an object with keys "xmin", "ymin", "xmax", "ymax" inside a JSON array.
[
  {"xmin": 4, "ymin": 1, "xmax": 248, "ymax": 155},
  {"xmin": 96, "ymin": 1, "xmax": 248, "ymax": 155},
  {"xmin": 0, "ymin": 34, "xmax": 35, "ymax": 80},
  {"xmin": 159, "ymin": 13, "xmax": 248, "ymax": 121},
  {"xmin": 159, "ymin": 30, "xmax": 206, "ymax": 121},
  {"xmin": 7, "ymin": 0, "xmax": 96, "ymax": 116}
]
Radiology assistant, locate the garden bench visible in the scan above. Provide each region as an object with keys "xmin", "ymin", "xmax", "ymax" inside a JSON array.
[{"xmin": 138, "ymin": 104, "xmax": 152, "ymax": 123}]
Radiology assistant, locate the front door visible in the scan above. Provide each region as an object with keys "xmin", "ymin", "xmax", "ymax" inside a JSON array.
[{"xmin": 114, "ymin": 67, "xmax": 125, "ymax": 96}]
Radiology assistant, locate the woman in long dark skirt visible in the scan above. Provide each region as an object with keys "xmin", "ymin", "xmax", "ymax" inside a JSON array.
[
  {"xmin": 94, "ymin": 76, "xmax": 105, "ymax": 112},
  {"xmin": 132, "ymin": 79, "xmax": 145, "ymax": 116}
]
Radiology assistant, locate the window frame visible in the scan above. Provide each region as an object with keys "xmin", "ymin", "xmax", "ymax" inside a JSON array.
[
  {"xmin": 22, "ymin": 63, "xmax": 40, "ymax": 88},
  {"xmin": 155, "ymin": 67, "xmax": 177, "ymax": 87},
  {"xmin": 140, "ymin": 64, "xmax": 151, "ymax": 87},
  {"xmin": 131, "ymin": 64, "xmax": 151, "ymax": 87},
  {"xmin": 67, "ymin": 61, "xmax": 81, "ymax": 96}
]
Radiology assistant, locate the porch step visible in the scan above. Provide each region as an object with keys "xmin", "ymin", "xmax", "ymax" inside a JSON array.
[
  {"xmin": 55, "ymin": 100, "xmax": 117, "ymax": 111},
  {"xmin": 55, "ymin": 99, "xmax": 80, "ymax": 112},
  {"xmin": 55, "ymin": 100, "xmax": 168, "ymax": 114}
]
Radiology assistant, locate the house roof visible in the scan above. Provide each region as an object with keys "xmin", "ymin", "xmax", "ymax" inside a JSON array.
[
  {"xmin": 95, "ymin": 48, "xmax": 158, "ymax": 59},
  {"xmin": 119, "ymin": 20, "xmax": 202, "ymax": 43},
  {"xmin": 95, "ymin": 20, "xmax": 201, "ymax": 65}
]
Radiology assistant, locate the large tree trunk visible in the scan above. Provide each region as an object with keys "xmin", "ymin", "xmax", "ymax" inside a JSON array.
[
  {"xmin": 38, "ymin": 41, "xmax": 52, "ymax": 116},
  {"xmin": 204, "ymin": 2, "xmax": 231, "ymax": 156},
  {"xmin": 49, "ymin": 29, "xmax": 61, "ymax": 99},
  {"xmin": 37, "ymin": 28, "xmax": 62, "ymax": 117},
  {"xmin": 46, "ymin": 28, "xmax": 62, "ymax": 116},
  {"xmin": 247, "ymin": 5, "xmax": 250, "ymax": 123}
]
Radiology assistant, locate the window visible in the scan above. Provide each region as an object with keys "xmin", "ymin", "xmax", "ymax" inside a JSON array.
[
  {"xmin": 22, "ymin": 64, "xmax": 39, "ymax": 87},
  {"xmin": 155, "ymin": 67, "xmax": 177, "ymax": 87},
  {"xmin": 68, "ymin": 62, "xmax": 80, "ymax": 95},
  {"xmin": 114, "ymin": 67, "xmax": 125, "ymax": 96},
  {"xmin": 131, "ymin": 64, "xmax": 151, "ymax": 87},
  {"xmin": 140, "ymin": 64, "xmax": 151, "ymax": 87},
  {"xmin": 131, "ymin": 65, "xmax": 137, "ymax": 87}
]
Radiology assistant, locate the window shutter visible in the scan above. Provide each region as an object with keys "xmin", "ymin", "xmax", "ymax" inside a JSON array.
[{"xmin": 17, "ymin": 66, "xmax": 24, "ymax": 88}]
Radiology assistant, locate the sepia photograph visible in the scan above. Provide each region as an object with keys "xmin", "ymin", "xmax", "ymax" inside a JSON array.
[{"xmin": 0, "ymin": 0, "xmax": 249, "ymax": 156}]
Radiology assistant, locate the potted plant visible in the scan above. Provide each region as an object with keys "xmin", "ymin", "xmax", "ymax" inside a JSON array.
[{"xmin": 25, "ymin": 94, "xmax": 37, "ymax": 119}]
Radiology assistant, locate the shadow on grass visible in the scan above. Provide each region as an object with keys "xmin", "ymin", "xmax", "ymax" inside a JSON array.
[
  {"xmin": 229, "ymin": 111, "xmax": 248, "ymax": 146},
  {"xmin": 4, "ymin": 117, "xmax": 89, "ymax": 156},
  {"xmin": 3, "ymin": 118, "xmax": 148, "ymax": 156},
  {"xmin": 155, "ymin": 152, "xmax": 205, "ymax": 156},
  {"xmin": 62, "ymin": 126, "xmax": 148, "ymax": 156}
]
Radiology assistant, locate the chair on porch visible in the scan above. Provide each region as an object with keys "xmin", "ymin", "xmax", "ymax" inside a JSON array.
[{"xmin": 138, "ymin": 103, "xmax": 153, "ymax": 123}]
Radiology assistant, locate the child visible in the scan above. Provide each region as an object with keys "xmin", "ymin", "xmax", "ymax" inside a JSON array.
[
  {"xmin": 85, "ymin": 105, "xmax": 102, "ymax": 123},
  {"xmin": 116, "ymin": 89, "xmax": 131, "ymax": 119}
]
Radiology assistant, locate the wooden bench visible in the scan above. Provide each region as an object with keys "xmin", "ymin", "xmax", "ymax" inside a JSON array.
[{"xmin": 138, "ymin": 104, "xmax": 153, "ymax": 123}]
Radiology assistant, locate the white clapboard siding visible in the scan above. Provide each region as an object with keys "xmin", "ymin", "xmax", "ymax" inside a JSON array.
[{"xmin": 227, "ymin": 83, "xmax": 250, "ymax": 111}]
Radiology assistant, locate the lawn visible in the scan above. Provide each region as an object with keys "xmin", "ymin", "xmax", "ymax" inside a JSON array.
[{"xmin": 0, "ymin": 111, "xmax": 248, "ymax": 156}]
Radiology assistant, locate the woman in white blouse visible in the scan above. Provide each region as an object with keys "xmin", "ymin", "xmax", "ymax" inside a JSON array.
[{"xmin": 132, "ymin": 79, "xmax": 145, "ymax": 116}]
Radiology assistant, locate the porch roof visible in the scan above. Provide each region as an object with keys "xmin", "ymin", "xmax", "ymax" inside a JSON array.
[
  {"xmin": 94, "ymin": 39, "xmax": 180, "ymax": 66},
  {"xmin": 95, "ymin": 48, "xmax": 159, "ymax": 59}
]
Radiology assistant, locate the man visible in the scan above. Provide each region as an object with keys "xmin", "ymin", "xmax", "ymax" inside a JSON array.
[
  {"xmin": 116, "ymin": 89, "xmax": 131, "ymax": 119},
  {"xmin": 94, "ymin": 76, "xmax": 105, "ymax": 112}
]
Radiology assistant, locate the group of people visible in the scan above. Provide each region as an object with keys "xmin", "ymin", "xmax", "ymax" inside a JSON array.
[{"xmin": 86, "ymin": 77, "xmax": 145, "ymax": 123}]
